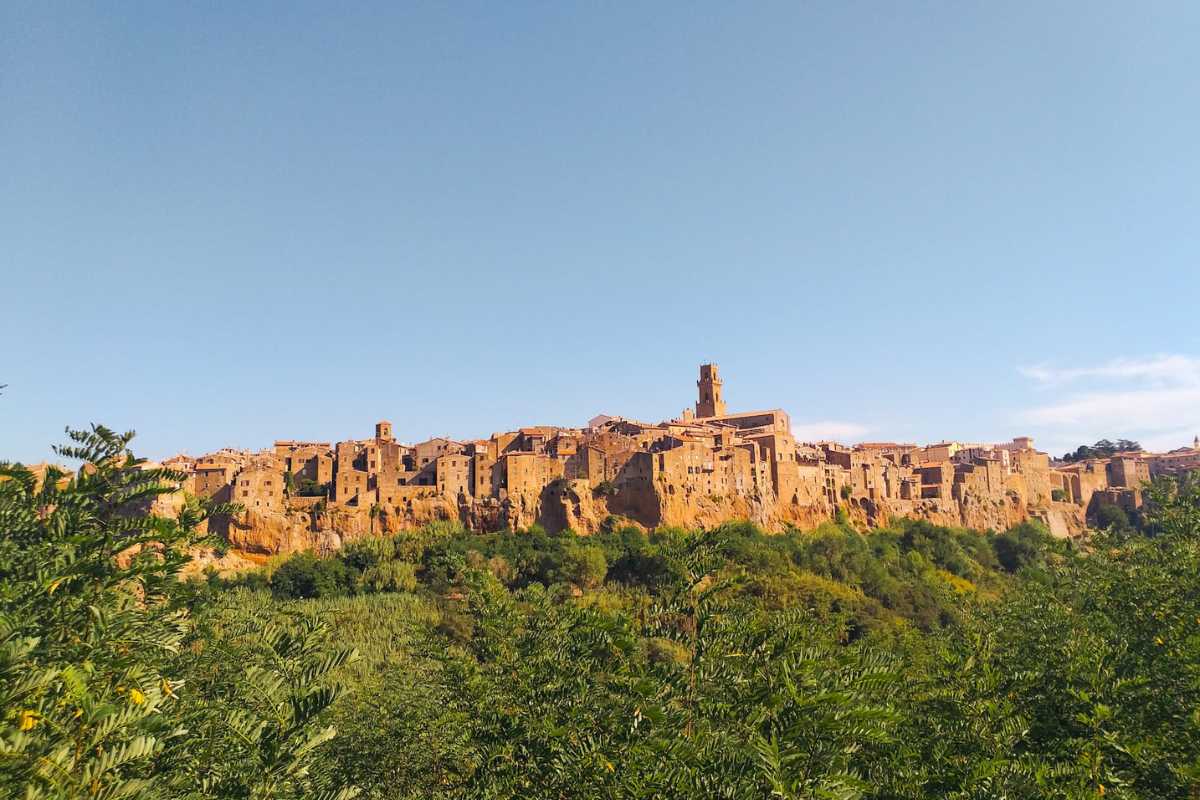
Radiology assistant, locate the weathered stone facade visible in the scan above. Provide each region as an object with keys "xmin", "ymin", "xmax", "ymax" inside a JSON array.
[{"xmin": 158, "ymin": 364, "xmax": 1188, "ymax": 556}]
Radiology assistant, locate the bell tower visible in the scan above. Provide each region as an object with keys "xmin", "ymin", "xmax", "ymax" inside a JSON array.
[
  {"xmin": 695, "ymin": 363, "xmax": 726, "ymax": 418},
  {"xmin": 375, "ymin": 420, "xmax": 394, "ymax": 442}
]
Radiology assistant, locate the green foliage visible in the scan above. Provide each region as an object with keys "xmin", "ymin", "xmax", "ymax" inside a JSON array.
[
  {"xmin": 220, "ymin": 479, "xmax": 1200, "ymax": 799},
  {"xmin": 173, "ymin": 607, "xmax": 360, "ymax": 800},
  {"xmin": 9, "ymin": 427, "xmax": 1200, "ymax": 799},
  {"xmin": 1095, "ymin": 501, "xmax": 1134, "ymax": 533},
  {"xmin": 255, "ymin": 516, "xmax": 1037, "ymax": 635},
  {"xmin": 0, "ymin": 426, "xmax": 206, "ymax": 799},
  {"xmin": 340, "ymin": 537, "xmax": 391, "ymax": 572},
  {"xmin": 557, "ymin": 543, "xmax": 608, "ymax": 590},
  {"xmin": 992, "ymin": 520, "xmax": 1059, "ymax": 574},
  {"xmin": 1063, "ymin": 438, "xmax": 1143, "ymax": 462},
  {"xmin": 1141, "ymin": 473, "xmax": 1200, "ymax": 538},
  {"xmin": 283, "ymin": 470, "xmax": 329, "ymax": 499},
  {"xmin": 270, "ymin": 552, "xmax": 357, "ymax": 600},
  {"xmin": 0, "ymin": 426, "xmax": 357, "ymax": 800},
  {"xmin": 302, "ymin": 593, "xmax": 467, "ymax": 799},
  {"xmin": 360, "ymin": 560, "xmax": 418, "ymax": 593}
]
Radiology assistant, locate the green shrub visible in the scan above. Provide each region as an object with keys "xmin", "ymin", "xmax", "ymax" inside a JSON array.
[
  {"xmin": 558, "ymin": 544, "xmax": 608, "ymax": 590},
  {"xmin": 0, "ymin": 426, "xmax": 356, "ymax": 799},
  {"xmin": 1094, "ymin": 502, "xmax": 1132, "ymax": 532},
  {"xmin": 361, "ymin": 560, "xmax": 419, "ymax": 593},
  {"xmin": 991, "ymin": 520, "xmax": 1053, "ymax": 573},
  {"xmin": 340, "ymin": 536, "xmax": 395, "ymax": 572},
  {"xmin": 270, "ymin": 551, "xmax": 357, "ymax": 599}
]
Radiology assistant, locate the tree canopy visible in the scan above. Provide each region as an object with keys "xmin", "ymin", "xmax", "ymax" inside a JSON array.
[
  {"xmin": 4, "ymin": 426, "xmax": 1200, "ymax": 799},
  {"xmin": 1062, "ymin": 438, "xmax": 1144, "ymax": 462},
  {"xmin": 0, "ymin": 426, "xmax": 358, "ymax": 800}
]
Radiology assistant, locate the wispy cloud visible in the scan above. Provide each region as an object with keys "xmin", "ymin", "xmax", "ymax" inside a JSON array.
[
  {"xmin": 1016, "ymin": 355, "xmax": 1200, "ymax": 454},
  {"xmin": 1021, "ymin": 387, "xmax": 1200, "ymax": 428},
  {"xmin": 792, "ymin": 421, "xmax": 869, "ymax": 443},
  {"xmin": 1019, "ymin": 355, "xmax": 1200, "ymax": 388}
]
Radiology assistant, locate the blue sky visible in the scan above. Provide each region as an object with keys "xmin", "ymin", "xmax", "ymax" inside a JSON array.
[{"xmin": 2, "ymin": 2, "xmax": 1198, "ymax": 463}]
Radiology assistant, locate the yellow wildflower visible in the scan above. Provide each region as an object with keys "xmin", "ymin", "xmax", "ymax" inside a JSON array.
[
  {"xmin": 18, "ymin": 710, "xmax": 38, "ymax": 731},
  {"xmin": 1155, "ymin": 637, "xmax": 1165, "ymax": 646},
  {"xmin": 129, "ymin": 688, "xmax": 145, "ymax": 705}
]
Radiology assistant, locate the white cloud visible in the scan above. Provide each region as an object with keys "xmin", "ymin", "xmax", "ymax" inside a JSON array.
[
  {"xmin": 1016, "ymin": 354, "xmax": 1200, "ymax": 454},
  {"xmin": 1019, "ymin": 355, "xmax": 1200, "ymax": 388},
  {"xmin": 792, "ymin": 421, "xmax": 870, "ymax": 443},
  {"xmin": 1020, "ymin": 388, "xmax": 1200, "ymax": 428}
]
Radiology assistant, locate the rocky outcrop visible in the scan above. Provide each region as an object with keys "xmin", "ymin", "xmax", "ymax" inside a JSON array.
[
  {"xmin": 219, "ymin": 510, "xmax": 341, "ymax": 556},
  {"xmin": 1036, "ymin": 503, "xmax": 1089, "ymax": 539},
  {"xmin": 841, "ymin": 490, "xmax": 1086, "ymax": 536},
  {"xmin": 210, "ymin": 494, "xmax": 461, "ymax": 557},
  {"xmin": 180, "ymin": 546, "xmax": 263, "ymax": 579},
  {"xmin": 200, "ymin": 476, "xmax": 1088, "ymax": 562}
]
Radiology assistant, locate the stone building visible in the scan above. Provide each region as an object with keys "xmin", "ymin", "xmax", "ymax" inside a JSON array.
[
  {"xmin": 192, "ymin": 463, "xmax": 234, "ymax": 503},
  {"xmin": 232, "ymin": 465, "xmax": 284, "ymax": 513},
  {"xmin": 178, "ymin": 363, "xmax": 1177, "ymax": 551},
  {"xmin": 695, "ymin": 363, "xmax": 727, "ymax": 418}
]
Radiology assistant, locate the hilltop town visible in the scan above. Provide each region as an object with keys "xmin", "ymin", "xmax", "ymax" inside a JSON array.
[{"xmin": 149, "ymin": 365, "xmax": 1200, "ymax": 558}]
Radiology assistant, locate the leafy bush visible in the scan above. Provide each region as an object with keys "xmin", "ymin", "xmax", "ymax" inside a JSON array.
[
  {"xmin": 11, "ymin": 425, "xmax": 1200, "ymax": 799},
  {"xmin": 557, "ymin": 543, "xmax": 608, "ymax": 589},
  {"xmin": 0, "ymin": 426, "xmax": 357, "ymax": 800},
  {"xmin": 992, "ymin": 520, "xmax": 1056, "ymax": 573},
  {"xmin": 1062, "ymin": 438, "xmax": 1143, "ymax": 462},
  {"xmin": 361, "ymin": 560, "xmax": 419, "ymax": 593},
  {"xmin": 270, "ymin": 550, "xmax": 357, "ymax": 599},
  {"xmin": 1094, "ymin": 501, "xmax": 1133, "ymax": 532}
]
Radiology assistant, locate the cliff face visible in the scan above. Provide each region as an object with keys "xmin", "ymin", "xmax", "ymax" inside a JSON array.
[
  {"xmin": 841, "ymin": 491, "xmax": 1087, "ymax": 536},
  {"xmin": 205, "ymin": 476, "xmax": 1085, "ymax": 560},
  {"xmin": 209, "ymin": 494, "xmax": 460, "ymax": 556},
  {"xmin": 172, "ymin": 366, "xmax": 1125, "ymax": 563}
]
